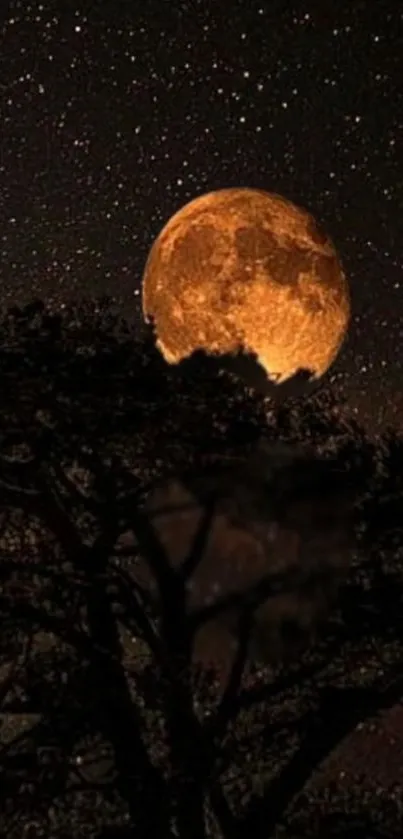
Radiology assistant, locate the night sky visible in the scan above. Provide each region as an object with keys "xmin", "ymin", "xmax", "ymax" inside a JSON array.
[{"xmin": 1, "ymin": 1, "xmax": 402, "ymax": 432}]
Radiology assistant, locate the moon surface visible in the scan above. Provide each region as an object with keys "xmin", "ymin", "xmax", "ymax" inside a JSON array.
[{"xmin": 142, "ymin": 188, "xmax": 350, "ymax": 384}]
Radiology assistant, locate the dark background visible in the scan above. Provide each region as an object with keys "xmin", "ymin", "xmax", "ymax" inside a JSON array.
[
  {"xmin": 2, "ymin": 5, "xmax": 403, "ymax": 836},
  {"xmin": 1, "ymin": 0, "xmax": 403, "ymax": 431}
]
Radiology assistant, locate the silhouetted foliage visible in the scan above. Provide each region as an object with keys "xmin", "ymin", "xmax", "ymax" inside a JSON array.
[
  {"xmin": 175, "ymin": 344, "xmax": 321, "ymax": 401},
  {"xmin": 0, "ymin": 300, "xmax": 402, "ymax": 838}
]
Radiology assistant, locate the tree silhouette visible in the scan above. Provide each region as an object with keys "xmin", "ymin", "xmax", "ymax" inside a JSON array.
[{"xmin": 0, "ymin": 300, "xmax": 402, "ymax": 838}]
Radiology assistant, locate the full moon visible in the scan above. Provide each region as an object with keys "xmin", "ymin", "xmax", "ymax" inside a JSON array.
[{"xmin": 142, "ymin": 188, "xmax": 350, "ymax": 385}]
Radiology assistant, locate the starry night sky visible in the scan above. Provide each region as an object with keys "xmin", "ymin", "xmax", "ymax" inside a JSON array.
[{"xmin": 1, "ymin": 1, "xmax": 402, "ymax": 432}]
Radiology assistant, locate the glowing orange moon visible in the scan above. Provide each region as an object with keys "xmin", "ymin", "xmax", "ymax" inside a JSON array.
[{"xmin": 142, "ymin": 188, "xmax": 350, "ymax": 384}]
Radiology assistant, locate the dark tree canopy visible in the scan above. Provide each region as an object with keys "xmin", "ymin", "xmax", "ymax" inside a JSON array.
[{"xmin": 0, "ymin": 300, "xmax": 402, "ymax": 839}]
